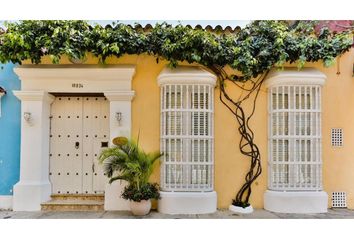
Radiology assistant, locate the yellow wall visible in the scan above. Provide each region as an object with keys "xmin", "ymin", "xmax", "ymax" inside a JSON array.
[
  {"xmin": 319, "ymin": 49, "xmax": 354, "ymax": 209},
  {"xmin": 27, "ymin": 48, "xmax": 354, "ymax": 209}
]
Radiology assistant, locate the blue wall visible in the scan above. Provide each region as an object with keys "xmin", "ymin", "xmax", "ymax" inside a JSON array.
[{"xmin": 0, "ymin": 63, "xmax": 20, "ymax": 195}]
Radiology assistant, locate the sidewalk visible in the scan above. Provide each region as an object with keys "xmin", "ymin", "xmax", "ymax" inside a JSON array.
[{"xmin": 1, "ymin": 208, "xmax": 354, "ymax": 219}]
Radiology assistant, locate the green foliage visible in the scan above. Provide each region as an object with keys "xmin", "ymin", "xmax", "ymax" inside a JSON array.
[
  {"xmin": 98, "ymin": 137, "xmax": 162, "ymax": 201},
  {"xmin": 0, "ymin": 20, "xmax": 352, "ymax": 81},
  {"xmin": 122, "ymin": 183, "xmax": 160, "ymax": 202}
]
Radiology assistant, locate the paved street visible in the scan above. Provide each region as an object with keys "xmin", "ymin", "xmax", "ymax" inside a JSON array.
[{"xmin": 1, "ymin": 208, "xmax": 354, "ymax": 219}]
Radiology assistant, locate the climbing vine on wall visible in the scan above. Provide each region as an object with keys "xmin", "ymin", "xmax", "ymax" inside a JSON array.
[{"xmin": 0, "ymin": 20, "xmax": 352, "ymax": 208}]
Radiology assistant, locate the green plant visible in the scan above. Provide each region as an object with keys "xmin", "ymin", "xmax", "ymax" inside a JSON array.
[
  {"xmin": 122, "ymin": 183, "xmax": 160, "ymax": 202},
  {"xmin": 98, "ymin": 136, "xmax": 162, "ymax": 201}
]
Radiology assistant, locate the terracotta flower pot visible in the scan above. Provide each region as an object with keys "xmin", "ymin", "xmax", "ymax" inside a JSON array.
[{"xmin": 130, "ymin": 199, "xmax": 152, "ymax": 216}]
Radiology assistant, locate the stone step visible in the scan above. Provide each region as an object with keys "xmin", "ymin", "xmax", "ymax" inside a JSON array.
[
  {"xmin": 41, "ymin": 199, "xmax": 104, "ymax": 211},
  {"xmin": 50, "ymin": 194, "xmax": 104, "ymax": 201}
]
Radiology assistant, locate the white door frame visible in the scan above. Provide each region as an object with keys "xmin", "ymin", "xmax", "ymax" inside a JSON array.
[{"xmin": 12, "ymin": 65, "xmax": 135, "ymax": 211}]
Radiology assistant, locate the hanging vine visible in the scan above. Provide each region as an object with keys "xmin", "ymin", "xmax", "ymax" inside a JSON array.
[{"xmin": 0, "ymin": 20, "xmax": 353, "ymax": 208}]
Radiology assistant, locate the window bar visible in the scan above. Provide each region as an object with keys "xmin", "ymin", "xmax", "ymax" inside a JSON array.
[
  {"xmin": 166, "ymin": 140, "xmax": 170, "ymax": 189},
  {"xmin": 269, "ymin": 87, "xmax": 272, "ymax": 188},
  {"xmin": 180, "ymin": 86, "xmax": 184, "ymax": 188},
  {"xmin": 272, "ymin": 87, "xmax": 275, "ymax": 188},
  {"xmin": 317, "ymin": 87, "xmax": 320, "ymax": 189},
  {"xmin": 164, "ymin": 87, "xmax": 167, "ymax": 186},
  {"xmin": 294, "ymin": 86, "xmax": 299, "ymax": 189},
  {"xmin": 180, "ymin": 95, "xmax": 184, "ymax": 190},
  {"xmin": 186, "ymin": 85, "xmax": 190, "ymax": 190},
  {"xmin": 210, "ymin": 85, "xmax": 214, "ymax": 189},
  {"xmin": 313, "ymin": 139, "xmax": 317, "ymax": 188},
  {"xmin": 204, "ymin": 139, "xmax": 206, "ymax": 186},
  {"xmin": 163, "ymin": 88, "xmax": 167, "ymax": 189},
  {"xmin": 291, "ymin": 86, "xmax": 295, "ymax": 189},
  {"xmin": 168, "ymin": 85, "xmax": 172, "ymax": 189},
  {"xmin": 205, "ymin": 94, "xmax": 208, "ymax": 185},
  {"xmin": 273, "ymin": 88, "xmax": 276, "ymax": 189},
  {"xmin": 319, "ymin": 86, "xmax": 322, "ymax": 138},
  {"xmin": 309, "ymin": 86, "xmax": 313, "ymax": 188},
  {"xmin": 271, "ymin": 87, "xmax": 274, "ymax": 189},
  {"xmin": 319, "ymin": 87, "xmax": 322, "ymax": 189},
  {"xmin": 165, "ymin": 87, "xmax": 169, "ymax": 188},
  {"xmin": 160, "ymin": 87, "xmax": 163, "ymax": 188},
  {"xmin": 299, "ymin": 142, "xmax": 302, "ymax": 190},
  {"xmin": 173, "ymin": 86, "xmax": 178, "ymax": 189},
  {"xmin": 317, "ymin": 87, "xmax": 320, "ymax": 137},
  {"xmin": 161, "ymin": 87, "xmax": 165, "ymax": 189},
  {"xmin": 197, "ymin": 85, "xmax": 201, "ymax": 189},
  {"xmin": 319, "ymin": 138, "xmax": 322, "ymax": 189},
  {"xmin": 191, "ymin": 85, "xmax": 195, "ymax": 187},
  {"xmin": 300, "ymin": 90, "xmax": 303, "ymax": 189},
  {"xmin": 281, "ymin": 86, "xmax": 285, "ymax": 187},
  {"xmin": 204, "ymin": 85, "xmax": 207, "ymax": 136},
  {"xmin": 275, "ymin": 86, "xmax": 279, "ymax": 189},
  {"xmin": 204, "ymin": 140, "xmax": 207, "ymax": 186},
  {"xmin": 197, "ymin": 85, "xmax": 203, "ymax": 189},
  {"xmin": 286, "ymin": 86, "xmax": 290, "ymax": 189},
  {"xmin": 304, "ymin": 87, "xmax": 308, "ymax": 189}
]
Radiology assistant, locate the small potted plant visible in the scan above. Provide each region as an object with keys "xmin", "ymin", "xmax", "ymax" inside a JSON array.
[{"xmin": 99, "ymin": 136, "xmax": 162, "ymax": 216}]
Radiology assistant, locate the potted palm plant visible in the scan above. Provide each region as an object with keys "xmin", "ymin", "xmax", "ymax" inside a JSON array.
[{"xmin": 99, "ymin": 136, "xmax": 162, "ymax": 216}]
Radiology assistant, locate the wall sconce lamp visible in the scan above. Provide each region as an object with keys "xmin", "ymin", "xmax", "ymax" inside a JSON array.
[
  {"xmin": 115, "ymin": 112, "xmax": 122, "ymax": 124},
  {"xmin": 23, "ymin": 112, "xmax": 32, "ymax": 123}
]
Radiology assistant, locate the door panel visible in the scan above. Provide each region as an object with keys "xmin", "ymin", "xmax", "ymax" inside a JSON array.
[
  {"xmin": 50, "ymin": 96, "xmax": 109, "ymax": 195},
  {"xmin": 93, "ymin": 138, "xmax": 109, "ymax": 193},
  {"xmin": 82, "ymin": 97, "xmax": 109, "ymax": 194}
]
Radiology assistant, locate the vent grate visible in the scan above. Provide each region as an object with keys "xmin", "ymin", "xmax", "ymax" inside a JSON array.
[
  {"xmin": 332, "ymin": 192, "xmax": 347, "ymax": 208},
  {"xmin": 331, "ymin": 128, "xmax": 343, "ymax": 147}
]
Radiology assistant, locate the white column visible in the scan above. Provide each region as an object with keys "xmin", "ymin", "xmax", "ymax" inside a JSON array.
[
  {"xmin": 103, "ymin": 91, "xmax": 135, "ymax": 210},
  {"xmin": 12, "ymin": 90, "xmax": 55, "ymax": 211}
]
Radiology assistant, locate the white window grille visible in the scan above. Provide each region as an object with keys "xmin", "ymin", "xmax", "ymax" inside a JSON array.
[
  {"xmin": 160, "ymin": 83, "xmax": 214, "ymax": 192},
  {"xmin": 331, "ymin": 128, "xmax": 343, "ymax": 147},
  {"xmin": 268, "ymin": 85, "xmax": 322, "ymax": 191}
]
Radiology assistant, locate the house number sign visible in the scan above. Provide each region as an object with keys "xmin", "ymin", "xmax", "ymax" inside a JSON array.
[{"xmin": 72, "ymin": 83, "xmax": 84, "ymax": 88}]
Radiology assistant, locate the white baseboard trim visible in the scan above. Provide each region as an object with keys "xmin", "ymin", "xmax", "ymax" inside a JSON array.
[
  {"xmin": 0, "ymin": 195, "xmax": 13, "ymax": 210},
  {"xmin": 264, "ymin": 190, "xmax": 328, "ymax": 213},
  {"xmin": 158, "ymin": 191, "xmax": 217, "ymax": 214}
]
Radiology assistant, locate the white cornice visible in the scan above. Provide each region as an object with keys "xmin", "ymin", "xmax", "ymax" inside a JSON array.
[
  {"xmin": 14, "ymin": 65, "xmax": 136, "ymax": 83},
  {"xmin": 104, "ymin": 91, "xmax": 135, "ymax": 101},
  {"xmin": 157, "ymin": 66, "xmax": 217, "ymax": 86},
  {"xmin": 264, "ymin": 68, "xmax": 327, "ymax": 88},
  {"xmin": 13, "ymin": 90, "xmax": 55, "ymax": 103}
]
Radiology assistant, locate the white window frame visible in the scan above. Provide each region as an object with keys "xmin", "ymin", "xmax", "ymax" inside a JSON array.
[
  {"xmin": 158, "ymin": 67, "xmax": 216, "ymax": 192},
  {"xmin": 265, "ymin": 68, "xmax": 326, "ymax": 192}
]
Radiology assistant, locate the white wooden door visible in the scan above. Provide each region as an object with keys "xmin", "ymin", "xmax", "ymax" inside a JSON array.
[{"xmin": 49, "ymin": 96, "xmax": 109, "ymax": 194}]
